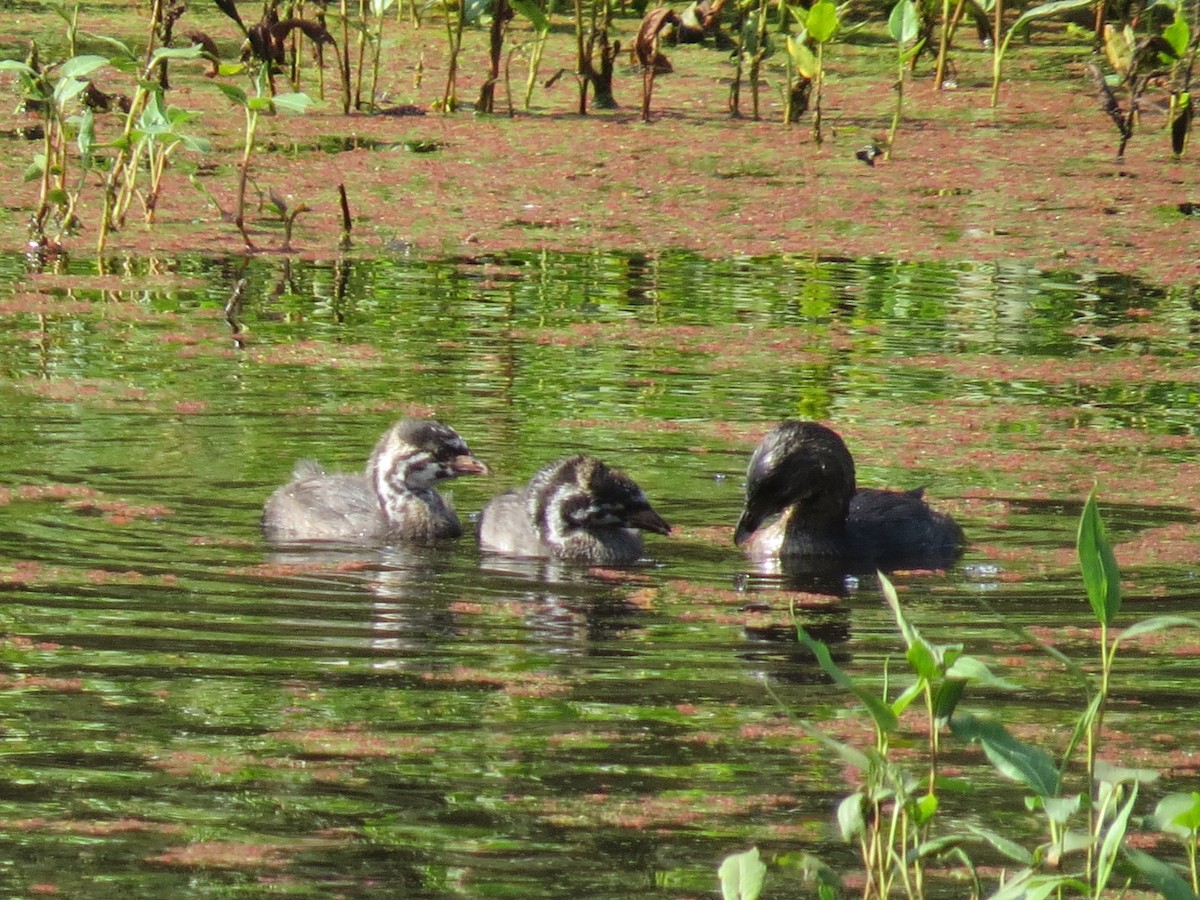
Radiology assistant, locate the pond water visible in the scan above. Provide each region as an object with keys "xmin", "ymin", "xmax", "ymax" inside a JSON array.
[{"xmin": 0, "ymin": 249, "xmax": 1197, "ymax": 898}]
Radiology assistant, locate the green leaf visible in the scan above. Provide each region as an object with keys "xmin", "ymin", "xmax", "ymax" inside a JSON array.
[
  {"xmin": 1094, "ymin": 758, "xmax": 1159, "ymax": 787},
  {"xmin": 511, "ymin": 0, "xmax": 550, "ymax": 31},
  {"xmin": 906, "ymin": 639, "xmax": 939, "ymax": 679},
  {"xmin": 931, "ymin": 677, "xmax": 966, "ymax": 722},
  {"xmin": 1154, "ymin": 792, "xmax": 1200, "ymax": 837},
  {"xmin": 216, "ymin": 83, "xmax": 249, "ymax": 107},
  {"xmin": 944, "ymin": 654, "xmax": 1018, "ymax": 689},
  {"xmin": 795, "ymin": 626, "xmax": 898, "ymax": 733},
  {"xmin": 1115, "ymin": 614, "xmax": 1200, "ymax": 651},
  {"xmin": 1096, "ymin": 781, "xmax": 1138, "ymax": 888},
  {"xmin": 806, "ymin": 0, "xmax": 839, "ymax": 43},
  {"xmin": 148, "ymin": 45, "xmax": 206, "ymax": 68},
  {"xmin": 25, "ymin": 156, "xmax": 47, "ymax": 182},
  {"xmin": 951, "ymin": 713, "xmax": 1061, "ymax": 797},
  {"xmin": 787, "ymin": 36, "xmax": 818, "ymax": 78},
  {"xmin": 46, "ymin": 188, "xmax": 70, "ymax": 207},
  {"xmin": 913, "ymin": 792, "xmax": 938, "ymax": 826},
  {"xmin": 1077, "ymin": 487, "xmax": 1121, "ymax": 625},
  {"xmin": 887, "ymin": 0, "xmax": 920, "ymax": 44},
  {"xmin": 1041, "ymin": 794, "xmax": 1082, "ymax": 824},
  {"xmin": 179, "ymin": 134, "xmax": 212, "ymax": 153},
  {"xmin": 1008, "ymin": 0, "xmax": 1096, "ymax": 33},
  {"xmin": 272, "ymin": 92, "xmax": 313, "ymax": 114},
  {"xmin": 371, "ymin": 0, "xmax": 399, "ymax": 14},
  {"xmin": 1121, "ymin": 847, "xmax": 1198, "ymax": 900},
  {"xmin": 836, "ymin": 792, "xmax": 866, "ymax": 841},
  {"xmin": 59, "ymin": 54, "xmax": 110, "ymax": 79},
  {"xmin": 964, "ymin": 825, "xmax": 1035, "ymax": 864},
  {"xmin": 1163, "ymin": 11, "xmax": 1190, "ymax": 58},
  {"xmin": 78, "ymin": 31, "xmax": 135, "ymax": 59},
  {"xmin": 0, "ymin": 60, "xmax": 35, "ymax": 76},
  {"xmin": 718, "ymin": 847, "xmax": 767, "ymax": 900}
]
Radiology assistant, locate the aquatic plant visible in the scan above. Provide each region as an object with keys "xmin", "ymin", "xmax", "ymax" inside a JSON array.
[
  {"xmin": 885, "ymin": 0, "xmax": 924, "ymax": 159},
  {"xmin": 724, "ymin": 490, "xmax": 1200, "ymax": 898},
  {"xmin": 217, "ymin": 65, "xmax": 314, "ymax": 249},
  {"xmin": 988, "ymin": 0, "xmax": 1094, "ymax": 107},
  {"xmin": 787, "ymin": 0, "xmax": 840, "ymax": 142},
  {"xmin": 634, "ymin": 8, "xmax": 681, "ymax": 122}
]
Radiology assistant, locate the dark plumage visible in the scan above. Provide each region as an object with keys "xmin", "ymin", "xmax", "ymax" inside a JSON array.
[
  {"xmin": 734, "ymin": 421, "xmax": 964, "ymax": 568},
  {"xmin": 478, "ymin": 455, "xmax": 671, "ymax": 564},
  {"xmin": 262, "ymin": 418, "xmax": 489, "ymax": 544}
]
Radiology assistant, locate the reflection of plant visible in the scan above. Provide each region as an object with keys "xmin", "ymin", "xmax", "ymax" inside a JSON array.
[{"xmin": 725, "ymin": 491, "xmax": 1200, "ymax": 898}]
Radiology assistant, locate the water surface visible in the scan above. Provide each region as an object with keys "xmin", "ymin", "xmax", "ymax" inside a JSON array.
[{"xmin": 1, "ymin": 250, "xmax": 1197, "ymax": 897}]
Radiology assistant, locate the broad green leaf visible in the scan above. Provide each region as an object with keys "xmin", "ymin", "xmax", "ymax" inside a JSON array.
[
  {"xmin": 718, "ymin": 847, "xmax": 767, "ymax": 900},
  {"xmin": 511, "ymin": 0, "xmax": 550, "ymax": 31},
  {"xmin": 1152, "ymin": 792, "xmax": 1200, "ymax": 837},
  {"xmin": 890, "ymin": 678, "xmax": 923, "ymax": 718},
  {"xmin": 912, "ymin": 792, "xmax": 938, "ymax": 826},
  {"xmin": 906, "ymin": 639, "xmax": 939, "ymax": 679},
  {"xmin": 951, "ymin": 713, "xmax": 1060, "ymax": 797},
  {"xmin": 1121, "ymin": 847, "xmax": 1198, "ymax": 900},
  {"xmin": 806, "ymin": 0, "xmax": 839, "ymax": 43},
  {"xmin": 1009, "ymin": 0, "xmax": 1097, "ymax": 33},
  {"xmin": 786, "ymin": 34, "xmax": 815, "ymax": 77},
  {"xmin": 148, "ymin": 45, "xmax": 206, "ymax": 68},
  {"xmin": 1115, "ymin": 614, "xmax": 1200, "ymax": 651},
  {"xmin": 887, "ymin": 0, "xmax": 919, "ymax": 44},
  {"xmin": 53, "ymin": 74, "xmax": 91, "ymax": 106},
  {"xmin": 59, "ymin": 55, "xmax": 110, "ymax": 79},
  {"xmin": 1094, "ymin": 758, "xmax": 1159, "ymax": 787},
  {"xmin": 0, "ymin": 60, "xmax": 35, "ymax": 75},
  {"xmin": 944, "ymin": 654, "xmax": 1018, "ymax": 689},
  {"xmin": 216, "ymin": 82, "xmax": 248, "ymax": 107},
  {"xmin": 179, "ymin": 134, "xmax": 211, "ymax": 153},
  {"xmin": 272, "ymin": 92, "xmax": 313, "ymax": 114},
  {"xmin": 46, "ymin": 188, "xmax": 70, "ymax": 206},
  {"xmin": 964, "ymin": 825, "xmax": 1034, "ymax": 865},
  {"xmin": 988, "ymin": 871, "xmax": 1085, "ymax": 900},
  {"xmin": 247, "ymin": 96, "xmax": 275, "ymax": 112},
  {"xmin": 1077, "ymin": 487, "xmax": 1121, "ymax": 625},
  {"xmin": 1041, "ymin": 794, "xmax": 1081, "ymax": 824},
  {"xmin": 836, "ymin": 792, "xmax": 865, "ymax": 841},
  {"xmin": 24, "ymin": 156, "xmax": 46, "ymax": 182},
  {"xmin": 78, "ymin": 30, "xmax": 134, "ymax": 59},
  {"xmin": 1162, "ymin": 11, "xmax": 1188, "ymax": 58}
]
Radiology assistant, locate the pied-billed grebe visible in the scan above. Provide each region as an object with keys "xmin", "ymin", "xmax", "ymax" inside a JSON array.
[
  {"xmin": 734, "ymin": 421, "xmax": 964, "ymax": 567},
  {"xmin": 478, "ymin": 455, "xmax": 671, "ymax": 564},
  {"xmin": 262, "ymin": 418, "xmax": 489, "ymax": 544}
]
